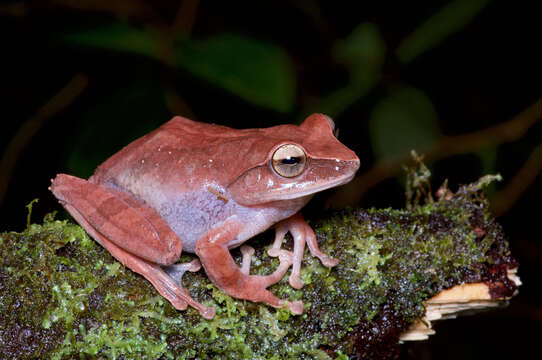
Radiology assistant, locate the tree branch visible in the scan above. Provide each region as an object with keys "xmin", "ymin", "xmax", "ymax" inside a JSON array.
[
  {"xmin": 0, "ymin": 174, "xmax": 519, "ymax": 359},
  {"xmin": 329, "ymin": 97, "xmax": 542, "ymax": 208}
]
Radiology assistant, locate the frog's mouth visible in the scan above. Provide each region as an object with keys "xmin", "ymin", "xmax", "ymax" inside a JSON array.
[{"xmin": 271, "ymin": 170, "xmax": 357, "ymax": 201}]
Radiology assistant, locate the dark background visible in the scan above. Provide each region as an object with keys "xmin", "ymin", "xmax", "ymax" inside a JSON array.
[{"xmin": 1, "ymin": 1, "xmax": 540, "ymax": 358}]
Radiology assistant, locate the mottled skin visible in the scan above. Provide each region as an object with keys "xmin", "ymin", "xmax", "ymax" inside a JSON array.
[{"xmin": 50, "ymin": 114, "xmax": 359, "ymax": 318}]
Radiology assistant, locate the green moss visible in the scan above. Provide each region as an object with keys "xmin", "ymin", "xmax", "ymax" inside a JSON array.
[
  {"xmin": 0, "ymin": 175, "xmax": 516, "ymax": 359},
  {"xmin": 52, "ymin": 320, "xmax": 169, "ymax": 360}
]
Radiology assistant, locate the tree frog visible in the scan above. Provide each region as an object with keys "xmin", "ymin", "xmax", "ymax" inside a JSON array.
[{"xmin": 50, "ymin": 114, "xmax": 359, "ymax": 319}]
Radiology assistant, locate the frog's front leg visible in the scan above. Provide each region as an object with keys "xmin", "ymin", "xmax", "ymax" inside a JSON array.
[
  {"xmin": 195, "ymin": 222, "xmax": 304, "ymax": 314},
  {"xmin": 50, "ymin": 174, "xmax": 216, "ymax": 319},
  {"xmin": 268, "ymin": 213, "xmax": 339, "ymax": 289}
]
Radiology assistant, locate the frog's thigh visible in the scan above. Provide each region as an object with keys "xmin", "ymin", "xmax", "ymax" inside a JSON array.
[{"xmin": 50, "ymin": 174, "xmax": 182, "ymax": 265}]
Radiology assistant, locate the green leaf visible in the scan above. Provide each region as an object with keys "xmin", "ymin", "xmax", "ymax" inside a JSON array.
[
  {"xmin": 67, "ymin": 78, "xmax": 170, "ymax": 178},
  {"xmin": 396, "ymin": 0, "xmax": 491, "ymax": 63},
  {"xmin": 333, "ymin": 22, "xmax": 386, "ymax": 76},
  {"xmin": 369, "ymin": 86, "xmax": 441, "ymax": 159},
  {"xmin": 178, "ymin": 34, "xmax": 296, "ymax": 112},
  {"xmin": 313, "ymin": 23, "xmax": 385, "ymax": 117},
  {"xmin": 63, "ymin": 25, "xmax": 296, "ymax": 112},
  {"xmin": 62, "ymin": 24, "xmax": 162, "ymax": 59}
]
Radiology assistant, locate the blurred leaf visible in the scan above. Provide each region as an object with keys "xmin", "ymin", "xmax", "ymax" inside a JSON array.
[
  {"xmin": 333, "ymin": 22, "xmax": 386, "ymax": 76},
  {"xmin": 178, "ymin": 34, "xmax": 295, "ymax": 112},
  {"xmin": 314, "ymin": 23, "xmax": 385, "ymax": 117},
  {"xmin": 396, "ymin": 0, "xmax": 490, "ymax": 63},
  {"xmin": 370, "ymin": 86, "xmax": 441, "ymax": 159},
  {"xmin": 63, "ymin": 26, "xmax": 296, "ymax": 112},
  {"xmin": 67, "ymin": 78, "xmax": 169, "ymax": 178},
  {"xmin": 63, "ymin": 24, "xmax": 162, "ymax": 59}
]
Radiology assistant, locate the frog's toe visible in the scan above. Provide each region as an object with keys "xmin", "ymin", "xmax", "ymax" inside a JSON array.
[
  {"xmin": 304, "ymin": 222, "xmax": 339, "ymax": 268},
  {"xmin": 250, "ymin": 287, "xmax": 304, "ymax": 315},
  {"xmin": 168, "ymin": 297, "xmax": 188, "ymax": 311},
  {"xmin": 286, "ymin": 300, "xmax": 304, "ymax": 315},
  {"xmin": 199, "ymin": 306, "xmax": 216, "ymax": 320},
  {"xmin": 277, "ymin": 249, "xmax": 294, "ymax": 265},
  {"xmin": 267, "ymin": 248, "xmax": 282, "ymax": 257},
  {"xmin": 241, "ymin": 245, "xmax": 255, "ymax": 257},
  {"xmin": 319, "ymin": 255, "xmax": 339, "ymax": 267},
  {"xmin": 240, "ymin": 245, "xmax": 255, "ymax": 275},
  {"xmin": 162, "ymin": 259, "xmax": 202, "ymax": 287},
  {"xmin": 186, "ymin": 258, "xmax": 202, "ymax": 272},
  {"xmin": 288, "ymin": 274, "xmax": 303, "ymax": 289},
  {"xmin": 268, "ymin": 224, "xmax": 288, "ymax": 257}
]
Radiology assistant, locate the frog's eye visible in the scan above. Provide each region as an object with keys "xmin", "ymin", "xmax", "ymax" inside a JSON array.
[{"xmin": 271, "ymin": 144, "xmax": 307, "ymax": 178}]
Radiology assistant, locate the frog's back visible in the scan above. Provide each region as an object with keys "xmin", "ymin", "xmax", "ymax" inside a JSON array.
[
  {"xmin": 95, "ymin": 117, "xmax": 232, "ymax": 171},
  {"xmin": 92, "ymin": 117, "xmax": 237, "ymax": 183},
  {"xmin": 86, "ymin": 116, "xmax": 288, "ymax": 252}
]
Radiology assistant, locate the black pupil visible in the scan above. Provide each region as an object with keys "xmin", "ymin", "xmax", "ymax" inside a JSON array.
[{"xmin": 281, "ymin": 156, "xmax": 301, "ymax": 165}]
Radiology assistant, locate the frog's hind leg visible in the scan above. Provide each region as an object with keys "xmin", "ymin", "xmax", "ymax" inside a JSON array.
[
  {"xmin": 50, "ymin": 174, "xmax": 216, "ymax": 319},
  {"xmin": 77, "ymin": 213, "xmax": 214, "ymax": 318},
  {"xmin": 51, "ymin": 174, "xmax": 183, "ymax": 265}
]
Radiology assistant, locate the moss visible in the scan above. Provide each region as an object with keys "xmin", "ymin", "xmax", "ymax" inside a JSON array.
[{"xmin": 0, "ymin": 175, "xmax": 517, "ymax": 359}]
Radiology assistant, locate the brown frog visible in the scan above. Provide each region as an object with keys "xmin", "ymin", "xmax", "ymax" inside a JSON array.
[{"xmin": 50, "ymin": 114, "xmax": 360, "ymax": 319}]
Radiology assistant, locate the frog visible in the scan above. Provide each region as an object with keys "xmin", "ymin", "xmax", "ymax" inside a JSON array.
[{"xmin": 50, "ymin": 113, "xmax": 360, "ymax": 319}]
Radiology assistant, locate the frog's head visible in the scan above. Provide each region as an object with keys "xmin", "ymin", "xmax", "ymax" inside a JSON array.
[{"xmin": 228, "ymin": 114, "xmax": 360, "ymax": 205}]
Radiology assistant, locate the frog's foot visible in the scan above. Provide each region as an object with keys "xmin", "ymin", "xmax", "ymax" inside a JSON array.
[
  {"xmin": 240, "ymin": 245, "xmax": 294, "ymax": 282},
  {"xmin": 268, "ymin": 221, "xmax": 304, "ymax": 289},
  {"xmin": 247, "ymin": 251, "xmax": 303, "ymax": 314},
  {"xmin": 196, "ymin": 224, "xmax": 303, "ymax": 315},
  {"xmin": 304, "ymin": 222, "xmax": 339, "ymax": 268},
  {"xmin": 162, "ymin": 259, "xmax": 202, "ymax": 286},
  {"xmin": 238, "ymin": 250, "xmax": 304, "ymax": 315},
  {"xmin": 268, "ymin": 213, "xmax": 339, "ymax": 289},
  {"xmin": 241, "ymin": 245, "xmax": 294, "ymax": 284}
]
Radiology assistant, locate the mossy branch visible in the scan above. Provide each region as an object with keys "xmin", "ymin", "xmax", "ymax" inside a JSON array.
[{"xmin": 0, "ymin": 174, "xmax": 518, "ymax": 359}]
